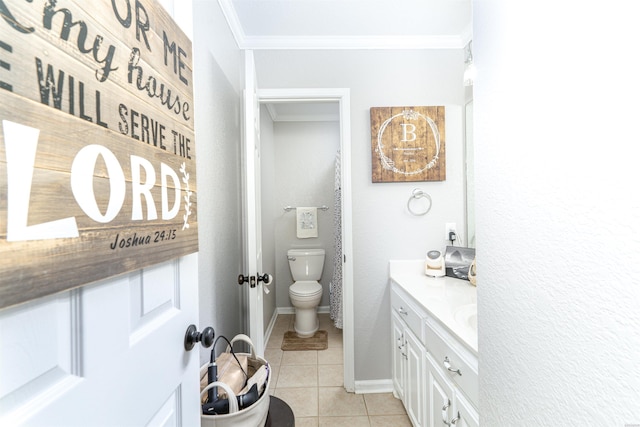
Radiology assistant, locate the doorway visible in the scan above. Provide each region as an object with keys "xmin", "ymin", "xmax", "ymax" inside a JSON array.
[{"xmin": 258, "ymin": 88, "xmax": 354, "ymax": 392}]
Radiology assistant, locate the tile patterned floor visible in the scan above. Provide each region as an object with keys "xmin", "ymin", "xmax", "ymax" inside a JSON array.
[{"xmin": 265, "ymin": 313, "xmax": 411, "ymax": 426}]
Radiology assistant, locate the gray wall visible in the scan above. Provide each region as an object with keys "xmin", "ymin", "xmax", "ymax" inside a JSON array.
[
  {"xmin": 192, "ymin": 1, "xmax": 244, "ymax": 363},
  {"xmin": 254, "ymin": 49, "xmax": 466, "ymax": 382}
]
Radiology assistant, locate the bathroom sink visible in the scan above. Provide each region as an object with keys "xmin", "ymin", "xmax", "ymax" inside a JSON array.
[{"xmin": 453, "ymin": 304, "xmax": 477, "ymax": 331}]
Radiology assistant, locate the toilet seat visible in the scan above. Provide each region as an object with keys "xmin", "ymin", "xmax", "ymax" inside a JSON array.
[{"xmin": 289, "ymin": 281, "xmax": 322, "ymax": 298}]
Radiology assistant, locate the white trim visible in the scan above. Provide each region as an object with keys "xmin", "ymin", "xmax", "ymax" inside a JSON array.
[
  {"xmin": 264, "ymin": 103, "xmax": 339, "ymax": 123},
  {"xmin": 217, "ymin": 0, "xmax": 244, "ymax": 48},
  {"xmin": 275, "ymin": 305, "xmax": 330, "ymax": 316},
  {"xmin": 258, "ymin": 88, "xmax": 354, "ymax": 393},
  {"xmin": 263, "ymin": 307, "xmax": 278, "ymax": 349},
  {"xmin": 354, "ymin": 379, "xmax": 395, "ymax": 395},
  {"xmin": 277, "ymin": 306, "xmax": 296, "ymax": 315},
  {"xmin": 217, "ymin": 0, "xmax": 469, "ymax": 51},
  {"xmin": 241, "ymin": 35, "xmax": 467, "ymax": 50}
]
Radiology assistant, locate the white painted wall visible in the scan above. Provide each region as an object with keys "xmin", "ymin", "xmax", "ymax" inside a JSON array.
[
  {"xmin": 474, "ymin": 1, "xmax": 640, "ymax": 424},
  {"xmin": 192, "ymin": 1, "xmax": 243, "ymax": 94},
  {"xmin": 261, "ymin": 119, "xmax": 341, "ymax": 310},
  {"xmin": 255, "ymin": 49, "xmax": 466, "ymax": 381},
  {"xmin": 192, "ymin": 0, "xmax": 245, "ymax": 362}
]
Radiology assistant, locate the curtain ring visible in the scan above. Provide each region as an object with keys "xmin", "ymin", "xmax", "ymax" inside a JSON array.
[{"xmin": 407, "ymin": 189, "xmax": 432, "ymax": 216}]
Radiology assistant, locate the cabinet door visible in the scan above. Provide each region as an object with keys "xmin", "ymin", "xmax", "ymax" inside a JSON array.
[
  {"xmin": 391, "ymin": 311, "xmax": 406, "ymax": 401},
  {"xmin": 405, "ymin": 327, "xmax": 425, "ymax": 427},
  {"xmin": 426, "ymin": 352, "xmax": 455, "ymax": 427},
  {"xmin": 453, "ymin": 392, "xmax": 479, "ymax": 427}
]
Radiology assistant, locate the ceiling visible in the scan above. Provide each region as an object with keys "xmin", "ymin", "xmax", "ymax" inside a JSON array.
[{"xmin": 218, "ymin": 0, "xmax": 472, "ymax": 121}]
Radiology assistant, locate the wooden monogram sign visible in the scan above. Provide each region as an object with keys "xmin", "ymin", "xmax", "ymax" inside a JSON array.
[
  {"xmin": 0, "ymin": 0, "xmax": 198, "ymax": 309},
  {"xmin": 370, "ymin": 106, "xmax": 446, "ymax": 183}
]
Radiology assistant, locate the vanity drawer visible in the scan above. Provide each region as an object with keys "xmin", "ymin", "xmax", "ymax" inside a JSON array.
[
  {"xmin": 425, "ymin": 319, "xmax": 478, "ymax": 408},
  {"xmin": 390, "ymin": 286, "xmax": 424, "ymax": 342}
]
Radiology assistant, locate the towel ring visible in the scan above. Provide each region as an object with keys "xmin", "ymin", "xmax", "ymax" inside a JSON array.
[{"xmin": 407, "ymin": 188, "xmax": 432, "ymax": 216}]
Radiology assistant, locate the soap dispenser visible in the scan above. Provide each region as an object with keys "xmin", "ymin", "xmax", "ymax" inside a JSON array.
[{"xmin": 425, "ymin": 250, "xmax": 446, "ymax": 277}]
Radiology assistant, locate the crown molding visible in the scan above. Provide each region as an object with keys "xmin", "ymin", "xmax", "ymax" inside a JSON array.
[
  {"xmin": 217, "ymin": 0, "xmax": 245, "ymax": 48},
  {"xmin": 217, "ymin": 0, "xmax": 468, "ymax": 50},
  {"xmin": 241, "ymin": 34, "xmax": 466, "ymax": 50}
]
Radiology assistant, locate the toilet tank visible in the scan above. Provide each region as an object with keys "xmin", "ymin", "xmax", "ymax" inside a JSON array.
[{"xmin": 287, "ymin": 249, "xmax": 325, "ymax": 281}]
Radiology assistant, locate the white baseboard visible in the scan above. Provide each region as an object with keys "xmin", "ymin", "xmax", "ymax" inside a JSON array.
[
  {"xmin": 354, "ymin": 379, "xmax": 394, "ymax": 394},
  {"xmin": 276, "ymin": 306, "xmax": 295, "ymax": 315},
  {"xmin": 275, "ymin": 305, "xmax": 330, "ymax": 315},
  {"xmin": 263, "ymin": 309, "xmax": 279, "ymax": 348}
]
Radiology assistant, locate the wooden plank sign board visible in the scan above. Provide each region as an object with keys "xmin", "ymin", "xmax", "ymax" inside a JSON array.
[
  {"xmin": 371, "ymin": 106, "xmax": 446, "ymax": 182},
  {"xmin": 0, "ymin": 0, "xmax": 198, "ymax": 309}
]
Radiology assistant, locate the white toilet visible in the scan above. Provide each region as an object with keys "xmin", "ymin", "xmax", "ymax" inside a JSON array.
[{"xmin": 287, "ymin": 248, "xmax": 325, "ymax": 338}]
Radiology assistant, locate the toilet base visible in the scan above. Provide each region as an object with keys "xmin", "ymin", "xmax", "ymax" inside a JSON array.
[{"xmin": 294, "ymin": 307, "xmax": 319, "ymax": 338}]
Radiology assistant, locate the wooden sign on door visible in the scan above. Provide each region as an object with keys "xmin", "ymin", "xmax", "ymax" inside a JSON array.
[
  {"xmin": 0, "ymin": 0, "xmax": 198, "ymax": 309},
  {"xmin": 370, "ymin": 106, "xmax": 446, "ymax": 183}
]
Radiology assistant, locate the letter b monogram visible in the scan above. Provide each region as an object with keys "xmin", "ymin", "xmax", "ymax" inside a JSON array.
[{"xmin": 400, "ymin": 123, "xmax": 417, "ymax": 142}]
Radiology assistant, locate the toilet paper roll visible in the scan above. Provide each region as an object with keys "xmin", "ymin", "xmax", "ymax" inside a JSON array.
[{"xmin": 263, "ymin": 274, "xmax": 273, "ymax": 294}]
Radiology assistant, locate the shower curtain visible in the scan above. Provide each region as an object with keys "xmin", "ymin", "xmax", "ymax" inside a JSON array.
[{"xmin": 330, "ymin": 150, "xmax": 343, "ymax": 329}]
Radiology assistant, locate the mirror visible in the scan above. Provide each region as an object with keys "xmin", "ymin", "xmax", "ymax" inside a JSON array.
[{"xmin": 465, "ymin": 100, "xmax": 475, "ymax": 248}]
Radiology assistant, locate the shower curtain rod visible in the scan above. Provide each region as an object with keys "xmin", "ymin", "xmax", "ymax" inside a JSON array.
[{"xmin": 283, "ymin": 205, "xmax": 329, "ymax": 212}]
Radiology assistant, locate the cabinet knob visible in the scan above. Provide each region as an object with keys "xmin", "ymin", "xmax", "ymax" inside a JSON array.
[{"xmin": 398, "ymin": 307, "xmax": 408, "ymax": 316}]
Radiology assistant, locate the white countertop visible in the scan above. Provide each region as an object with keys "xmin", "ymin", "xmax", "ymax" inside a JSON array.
[{"xmin": 389, "ymin": 260, "xmax": 478, "ymax": 354}]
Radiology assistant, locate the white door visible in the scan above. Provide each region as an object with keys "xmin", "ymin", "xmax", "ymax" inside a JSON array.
[
  {"xmin": 240, "ymin": 50, "xmax": 265, "ymax": 356},
  {"xmin": 0, "ymin": 255, "xmax": 201, "ymax": 426},
  {"xmin": 0, "ymin": 2, "xmax": 203, "ymax": 425}
]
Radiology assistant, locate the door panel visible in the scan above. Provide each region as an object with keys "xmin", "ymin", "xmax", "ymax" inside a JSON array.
[
  {"xmin": 454, "ymin": 392, "xmax": 480, "ymax": 427},
  {"xmin": 0, "ymin": 290, "xmax": 82, "ymax": 421},
  {"xmin": 129, "ymin": 261, "xmax": 181, "ymax": 345},
  {"xmin": 146, "ymin": 387, "xmax": 182, "ymax": 427},
  {"xmin": 405, "ymin": 328, "xmax": 424, "ymax": 427},
  {"xmin": 0, "ymin": 255, "xmax": 200, "ymax": 426},
  {"xmin": 391, "ymin": 312, "xmax": 405, "ymax": 401},
  {"xmin": 426, "ymin": 353, "xmax": 454, "ymax": 427}
]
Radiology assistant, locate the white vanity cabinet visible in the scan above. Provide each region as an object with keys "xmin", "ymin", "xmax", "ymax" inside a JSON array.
[
  {"xmin": 426, "ymin": 353, "xmax": 479, "ymax": 427},
  {"xmin": 391, "ymin": 286, "xmax": 426, "ymax": 427},
  {"xmin": 424, "ymin": 318, "xmax": 479, "ymax": 427},
  {"xmin": 389, "ymin": 260, "xmax": 478, "ymax": 427}
]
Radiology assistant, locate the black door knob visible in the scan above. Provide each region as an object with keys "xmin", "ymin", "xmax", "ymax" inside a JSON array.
[
  {"xmin": 184, "ymin": 324, "xmax": 215, "ymax": 351},
  {"xmin": 257, "ymin": 273, "xmax": 271, "ymax": 284}
]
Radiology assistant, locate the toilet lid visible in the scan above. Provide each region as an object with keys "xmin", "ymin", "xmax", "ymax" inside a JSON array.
[{"xmin": 290, "ymin": 281, "xmax": 322, "ymax": 296}]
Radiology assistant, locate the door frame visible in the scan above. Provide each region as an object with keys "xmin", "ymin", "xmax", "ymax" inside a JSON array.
[{"xmin": 258, "ymin": 88, "xmax": 354, "ymax": 392}]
